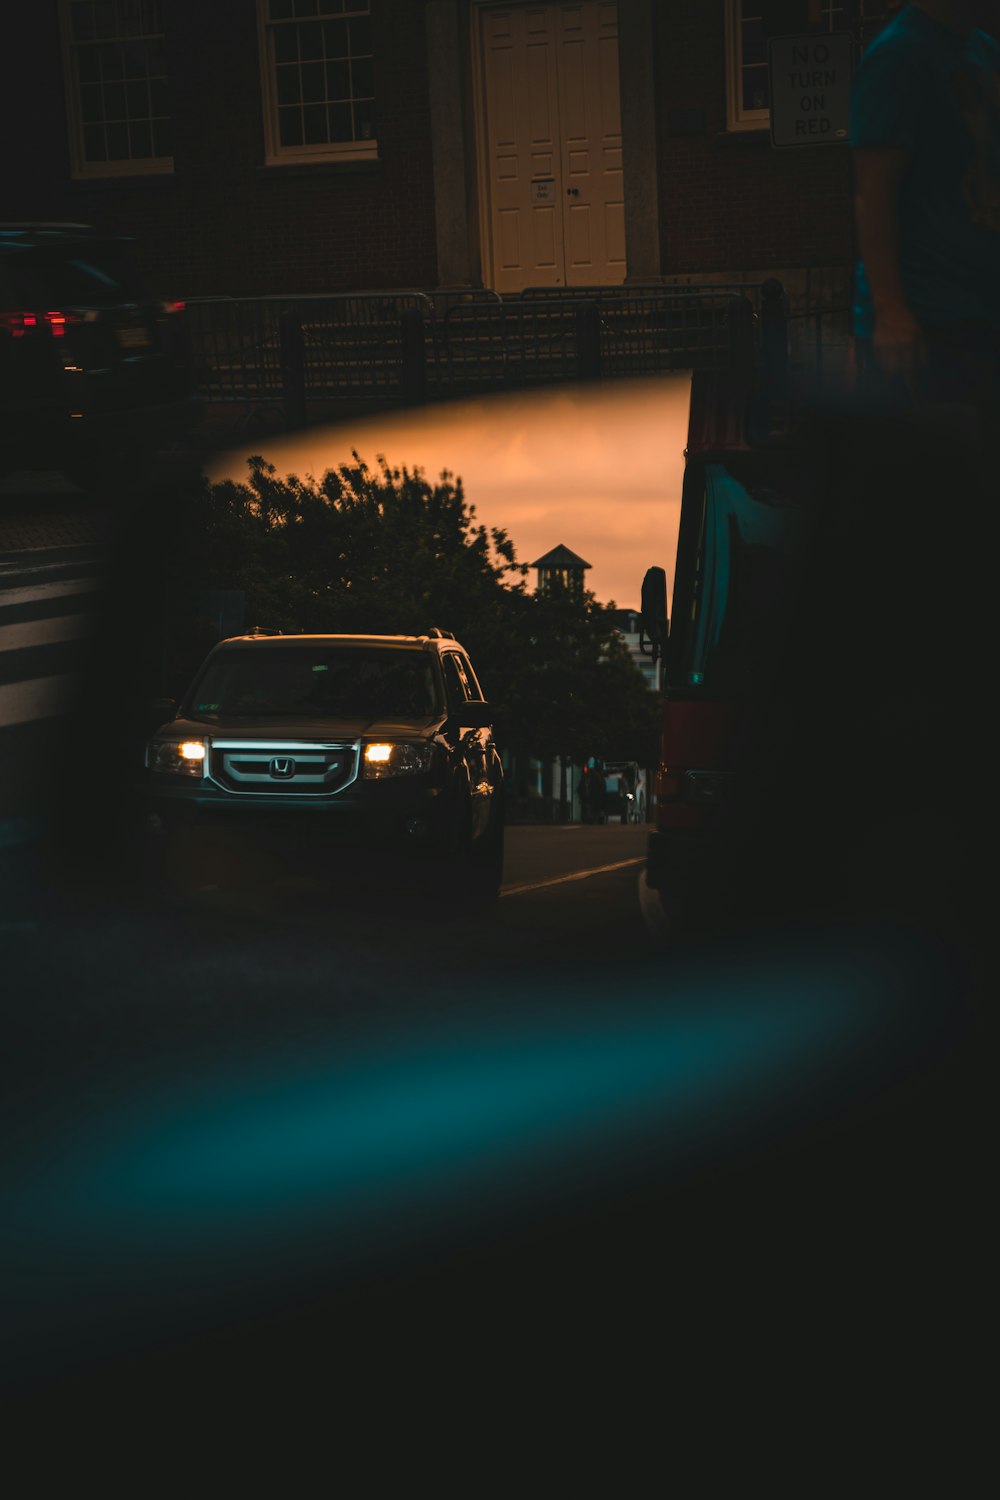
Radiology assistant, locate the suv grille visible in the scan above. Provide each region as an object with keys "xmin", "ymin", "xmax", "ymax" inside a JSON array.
[{"xmin": 210, "ymin": 740, "xmax": 358, "ymax": 796}]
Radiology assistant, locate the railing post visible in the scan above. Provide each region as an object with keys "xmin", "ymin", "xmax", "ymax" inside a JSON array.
[
  {"xmin": 400, "ymin": 305, "xmax": 427, "ymax": 403},
  {"xmin": 726, "ymin": 294, "xmax": 756, "ymax": 384},
  {"xmin": 575, "ymin": 300, "xmax": 601, "ymax": 380},
  {"xmin": 279, "ymin": 309, "xmax": 306, "ymax": 430},
  {"xmin": 760, "ymin": 278, "xmax": 789, "ymax": 396}
]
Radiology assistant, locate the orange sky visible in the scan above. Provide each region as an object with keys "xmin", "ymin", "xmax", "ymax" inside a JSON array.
[{"xmin": 205, "ymin": 374, "xmax": 692, "ymax": 610}]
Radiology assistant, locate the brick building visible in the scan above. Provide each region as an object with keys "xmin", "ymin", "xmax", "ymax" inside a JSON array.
[{"xmin": 4, "ymin": 2, "xmax": 900, "ymax": 301}]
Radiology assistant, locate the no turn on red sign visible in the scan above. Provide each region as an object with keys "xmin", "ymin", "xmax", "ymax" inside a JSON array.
[{"xmin": 768, "ymin": 33, "xmax": 853, "ymax": 148}]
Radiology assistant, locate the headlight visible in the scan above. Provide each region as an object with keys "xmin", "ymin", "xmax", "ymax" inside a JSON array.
[
  {"xmin": 148, "ymin": 739, "xmax": 207, "ymax": 778},
  {"xmin": 363, "ymin": 742, "xmax": 433, "ymax": 779}
]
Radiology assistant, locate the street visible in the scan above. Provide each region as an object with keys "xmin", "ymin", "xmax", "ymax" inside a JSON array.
[
  {"xmin": 7, "ymin": 0, "xmax": 994, "ymax": 1454},
  {"xmin": 0, "ymin": 478, "xmax": 984, "ymax": 1435},
  {"xmin": 0, "ymin": 475, "xmax": 652, "ymax": 963},
  {"xmin": 1, "ymin": 499, "xmax": 666, "ymax": 1395}
]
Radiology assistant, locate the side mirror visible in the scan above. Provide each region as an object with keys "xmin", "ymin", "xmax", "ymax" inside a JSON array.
[
  {"xmin": 457, "ymin": 700, "xmax": 494, "ymax": 729},
  {"xmin": 640, "ymin": 567, "xmax": 668, "ymax": 662}
]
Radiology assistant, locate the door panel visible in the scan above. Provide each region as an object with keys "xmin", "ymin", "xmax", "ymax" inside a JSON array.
[
  {"xmin": 480, "ymin": 2, "xmax": 625, "ymax": 292},
  {"xmin": 555, "ymin": 1, "xmax": 624, "ymax": 285},
  {"xmin": 482, "ymin": 6, "xmax": 565, "ymax": 291},
  {"xmin": 533, "ymin": 205, "xmax": 559, "ymax": 268},
  {"xmin": 566, "ymin": 201, "xmax": 593, "ymax": 271},
  {"xmin": 498, "ymin": 208, "xmax": 521, "ymax": 269}
]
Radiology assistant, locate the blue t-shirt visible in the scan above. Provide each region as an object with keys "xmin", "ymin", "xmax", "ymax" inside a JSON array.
[{"xmin": 850, "ymin": 4, "xmax": 1000, "ymax": 334}]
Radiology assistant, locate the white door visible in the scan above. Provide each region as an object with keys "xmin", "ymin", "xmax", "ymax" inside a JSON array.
[{"xmin": 479, "ymin": 2, "xmax": 626, "ymax": 293}]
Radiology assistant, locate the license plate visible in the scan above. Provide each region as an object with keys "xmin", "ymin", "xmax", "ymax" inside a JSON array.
[{"xmin": 118, "ymin": 325, "xmax": 151, "ymax": 349}]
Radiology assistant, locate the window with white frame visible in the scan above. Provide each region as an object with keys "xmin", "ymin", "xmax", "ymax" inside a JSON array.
[
  {"xmin": 725, "ymin": 0, "xmax": 901, "ymax": 132},
  {"xmin": 59, "ymin": 0, "xmax": 172, "ymax": 177},
  {"xmin": 258, "ymin": 0, "xmax": 376, "ymax": 165}
]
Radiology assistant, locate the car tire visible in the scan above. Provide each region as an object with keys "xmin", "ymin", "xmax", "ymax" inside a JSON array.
[
  {"xmin": 468, "ymin": 805, "xmax": 505, "ymax": 909},
  {"xmin": 439, "ymin": 796, "xmax": 504, "ymax": 913}
]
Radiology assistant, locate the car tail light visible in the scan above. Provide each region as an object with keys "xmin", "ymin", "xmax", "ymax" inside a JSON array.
[
  {"xmin": 0, "ymin": 309, "xmax": 82, "ymax": 339},
  {"xmin": 160, "ymin": 299, "xmax": 185, "ymax": 315}
]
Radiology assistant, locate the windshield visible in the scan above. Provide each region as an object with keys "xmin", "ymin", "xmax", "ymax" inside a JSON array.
[{"xmin": 187, "ymin": 647, "xmax": 442, "ymax": 720}]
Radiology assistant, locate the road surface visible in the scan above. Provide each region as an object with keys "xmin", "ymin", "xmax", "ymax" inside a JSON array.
[{"xmin": 0, "ymin": 485, "xmax": 983, "ymax": 1448}]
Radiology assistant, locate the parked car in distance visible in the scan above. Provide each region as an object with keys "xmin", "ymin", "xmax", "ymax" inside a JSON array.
[
  {"xmin": 603, "ymin": 761, "xmax": 645, "ymax": 824},
  {"xmin": 579, "ymin": 759, "xmax": 647, "ymax": 824},
  {"xmin": 0, "ymin": 222, "xmax": 198, "ymax": 489},
  {"xmin": 139, "ymin": 628, "xmax": 505, "ymax": 906}
]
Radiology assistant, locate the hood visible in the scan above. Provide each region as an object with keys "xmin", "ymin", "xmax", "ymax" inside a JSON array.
[{"xmin": 154, "ymin": 714, "xmax": 443, "ymax": 741}]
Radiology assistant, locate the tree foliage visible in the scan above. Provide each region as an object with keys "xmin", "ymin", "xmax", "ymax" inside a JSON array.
[{"xmin": 159, "ymin": 453, "xmax": 659, "ymax": 766}]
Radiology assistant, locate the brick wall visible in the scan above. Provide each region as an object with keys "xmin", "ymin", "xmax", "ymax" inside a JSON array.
[
  {"xmin": 652, "ymin": 1, "xmax": 854, "ymax": 275},
  {"xmin": 4, "ymin": 1, "xmax": 438, "ymax": 297},
  {"xmin": 4, "ymin": 2, "xmax": 858, "ymax": 298}
]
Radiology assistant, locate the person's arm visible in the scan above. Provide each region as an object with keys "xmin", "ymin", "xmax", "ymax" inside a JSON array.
[
  {"xmin": 851, "ymin": 145, "xmax": 929, "ymax": 384},
  {"xmin": 853, "ymin": 145, "xmax": 927, "ymax": 387}
]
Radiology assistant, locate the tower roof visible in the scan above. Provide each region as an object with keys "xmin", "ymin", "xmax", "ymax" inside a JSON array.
[{"xmin": 530, "ymin": 544, "xmax": 592, "ymax": 570}]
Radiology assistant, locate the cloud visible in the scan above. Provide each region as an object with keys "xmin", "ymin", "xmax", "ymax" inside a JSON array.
[{"xmin": 206, "ymin": 376, "xmax": 691, "ymax": 608}]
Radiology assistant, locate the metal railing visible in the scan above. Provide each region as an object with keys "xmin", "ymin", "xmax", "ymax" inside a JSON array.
[
  {"xmin": 184, "ymin": 290, "xmax": 434, "ymax": 405},
  {"xmin": 786, "ymin": 304, "xmax": 853, "ymax": 377},
  {"xmin": 432, "ymin": 286, "xmax": 770, "ymax": 394},
  {"xmin": 433, "ymin": 298, "xmax": 588, "ymax": 395},
  {"xmin": 183, "ymin": 279, "xmax": 834, "ymax": 420}
]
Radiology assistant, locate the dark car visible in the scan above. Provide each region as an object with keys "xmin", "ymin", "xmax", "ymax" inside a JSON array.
[
  {"xmin": 140, "ymin": 629, "xmax": 505, "ymax": 905},
  {"xmin": 0, "ymin": 222, "xmax": 198, "ymax": 487}
]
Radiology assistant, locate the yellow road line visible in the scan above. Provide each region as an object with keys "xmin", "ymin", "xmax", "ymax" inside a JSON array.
[{"xmin": 501, "ymin": 856, "xmax": 645, "ymax": 898}]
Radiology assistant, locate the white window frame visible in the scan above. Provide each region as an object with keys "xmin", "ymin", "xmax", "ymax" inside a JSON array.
[
  {"xmin": 725, "ymin": 0, "xmax": 772, "ymax": 132},
  {"xmin": 257, "ymin": 0, "xmax": 378, "ymax": 167},
  {"xmin": 724, "ymin": 1, "xmax": 899, "ymax": 133},
  {"xmin": 59, "ymin": 0, "xmax": 173, "ymax": 179}
]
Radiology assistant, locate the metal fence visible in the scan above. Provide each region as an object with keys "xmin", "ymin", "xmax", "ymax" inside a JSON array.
[
  {"xmin": 184, "ymin": 291, "xmax": 433, "ymax": 404},
  {"xmin": 431, "ymin": 284, "xmax": 767, "ymax": 396},
  {"xmin": 596, "ymin": 283, "xmax": 765, "ymax": 379},
  {"xmin": 432, "ymin": 299, "xmax": 588, "ymax": 395},
  {"xmin": 787, "ymin": 304, "xmax": 853, "ymax": 377},
  {"xmin": 184, "ymin": 279, "xmax": 846, "ymax": 418}
]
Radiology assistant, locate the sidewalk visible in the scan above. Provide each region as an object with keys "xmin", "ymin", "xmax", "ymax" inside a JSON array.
[{"xmin": 0, "ymin": 482, "xmax": 111, "ymax": 554}]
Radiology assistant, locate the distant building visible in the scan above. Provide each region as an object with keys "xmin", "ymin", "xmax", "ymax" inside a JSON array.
[
  {"xmin": 531, "ymin": 544, "xmax": 591, "ymax": 599},
  {"xmin": 611, "ymin": 607, "xmax": 662, "ymax": 694}
]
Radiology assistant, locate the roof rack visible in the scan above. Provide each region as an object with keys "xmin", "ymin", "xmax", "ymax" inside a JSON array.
[
  {"xmin": 246, "ymin": 626, "xmax": 283, "ymax": 637},
  {"xmin": 426, "ymin": 627, "xmax": 455, "ymax": 639}
]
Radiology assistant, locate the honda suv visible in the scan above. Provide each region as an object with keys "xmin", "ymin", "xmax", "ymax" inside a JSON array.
[
  {"xmin": 140, "ymin": 629, "xmax": 505, "ymax": 904},
  {"xmin": 0, "ymin": 222, "xmax": 198, "ymax": 487}
]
